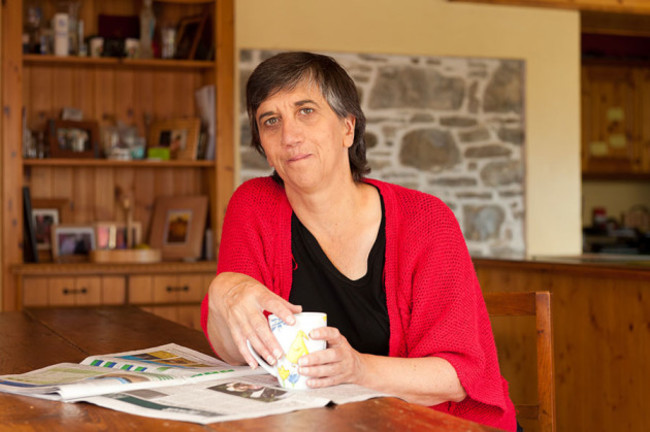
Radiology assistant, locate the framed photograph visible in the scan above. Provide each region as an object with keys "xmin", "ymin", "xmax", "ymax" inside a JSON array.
[
  {"xmin": 148, "ymin": 195, "xmax": 208, "ymax": 261},
  {"xmin": 174, "ymin": 14, "xmax": 207, "ymax": 60},
  {"xmin": 22, "ymin": 187, "xmax": 39, "ymax": 263},
  {"xmin": 193, "ymin": 13, "xmax": 213, "ymax": 60},
  {"xmin": 48, "ymin": 119, "xmax": 100, "ymax": 158},
  {"xmin": 95, "ymin": 221, "xmax": 142, "ymax": 250},
  {"xmin": 51, "ymin": 224, "xmax": 96, "ymax": 262},
  {"xmin": 31, "ymin": 198, "xmax": 70, "ymax": 262},
  {"xmin": 148, "ymin": 118, "xmax": 201, "ymax": 160}
]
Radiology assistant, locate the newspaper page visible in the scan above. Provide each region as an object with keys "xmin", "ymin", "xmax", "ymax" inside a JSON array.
[
  {"xmin": 82, "ymin": 373, "xmax": 388, "ymax": 424},
  {"xmin": 0, "ymin": 344, "xmax": 262, "ymax": 400}
]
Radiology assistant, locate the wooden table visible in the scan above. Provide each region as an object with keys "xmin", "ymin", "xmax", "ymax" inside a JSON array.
[{"xmin": 0, "ymin": 307, "xmax": 500, "ymax": 431}]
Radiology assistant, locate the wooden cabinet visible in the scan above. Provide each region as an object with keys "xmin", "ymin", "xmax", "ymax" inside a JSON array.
[
  {"xmin": 582, "ymin": 64, "xmax": 641, "ymax": 175},
  {"xmin": 13, "ymin": 261, "xmax": 215, "ymax": 329},
  {"xmin": 1, "ymin": 0, "xmax": 234, "ymax": 311},
  {"xmin": 130, "ymin": 272, "xmax": 212, "ymax": 329},
  {"xmin": 23, "ymin": 276, "xmax": 125, "ymax": 307},
  {"xmin": 581, "ymin": 63, "xmax": 650, "ymax": 177}
]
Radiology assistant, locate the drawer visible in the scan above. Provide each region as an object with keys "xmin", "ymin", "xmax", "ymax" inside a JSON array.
[
  {"xmin": 128, "ymin": 274, "xmax": 211, "ymax": 304},
  {"xmin": 23, "ymin": 276, "xmax": 124, "ymax": 307}
]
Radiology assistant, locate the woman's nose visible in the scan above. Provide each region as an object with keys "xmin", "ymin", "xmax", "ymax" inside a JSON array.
[{"xmin": 281, "ymin": 117, "xmax": 302, "ymax": 147}]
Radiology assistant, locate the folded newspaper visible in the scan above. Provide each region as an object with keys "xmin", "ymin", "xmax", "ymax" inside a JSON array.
[{"xmin": 0, "ymin": 343, "xmax": 387, "ymax": 424}]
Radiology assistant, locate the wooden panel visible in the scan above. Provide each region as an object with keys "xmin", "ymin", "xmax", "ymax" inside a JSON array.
[
  {"xmin": 581, "ymin": 64, "xmax": 640, "ymax": 174},
  {"xmin": 128, "ymin": 275, "xmax": 153, "ymax": 304},
  {"xmin": 147, "ymin": 305, "xmax": 178, "ymax": 323},
  {"xmin": 94, "ymin": 68, "xmax": 115, "ymax": 127},
  {"xmin": 52, "ymin": 166, "xmax": 74, "ymax": 200},
  {"xmin": 101, "ymin": 276, "xmax": 126, "ymax": 304},
  {"xmin": 2, "ymin": 0, "xmax": 24, "ymax": 311},
  {"xmin": 448, "ymin": 0, "xmax": 650, "ymax": 14},
  {"xmin": 74, "ymin": 277, "xmax": 102, "ymax": 306},
  {"xmin": 152, "ymin": 276, "xmax": 180, "ymax": 303},
  {"xmin": 639, "ymin": 68, "xmax": 650, "ymax": 171},
  {"xmin": 4, "ymin": 0, "xmax": 233, "ymax": 312},
  {"xmin": 179, "ymin": 274, "xmax": 207, "ymax": 302},
  {"xmin": 177, "ymin": 305, "xmax": 203, "ymax": 330},
  {"xmin": 202, "ymin": 274, "xmax": 214, "ymax": 298},
  {"xmin": 582, "ymin": 10, "xmax": 650, "ymax": 38},
  {"xmin": 114, "ymin": 69, "xmax": 135, "ymax": 125},
  {"xmin": 215, "ymin": 0, "xmax": 235, "ymax": 243},
  {"xmin": 29, "ymin": 166, "xmax": 54, "ymax": 197},
  {"xmin": 48, "ymin": 278, "xmax": 76, "ymax": 306},
  {"xmin": 474, "ymin": 259, "xmax": 650, "ymax": 432},
  {"xmin": 23, "ymin": 278, "xmax": 49, "ymax": 307},
  {"xmin": 94, "ymin": 167, "xmax": 115, "ymax": 220}
]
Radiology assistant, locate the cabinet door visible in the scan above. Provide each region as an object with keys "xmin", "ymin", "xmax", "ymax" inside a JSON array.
[
  {"xmin": 152, "ymin": 275, "xmax": 205, "ymax": 303},
  {"xmin": 582, "ymin": 65, "xmax": 641, "ymax": 174},
  {"xmin": 129, "ymin": 275, "xmax": 154, "ymax": 304},
  {"xmin": 73, "ymin": 277, "xmax": 102, "ymax": 306},
  {"xmin": 48, "ymin": 277, "xmax": 101, "ymax": 306},
  {"xmin": 23, "ymin": 278, "xmax": 49, "ymax": 307},
  {"xmin": 639, "ymin": 69, "xmax": 650, "ymax": 172},
  {"xmin": 101, "ymin": 276, "xmax": 126, "ymax": 305}
]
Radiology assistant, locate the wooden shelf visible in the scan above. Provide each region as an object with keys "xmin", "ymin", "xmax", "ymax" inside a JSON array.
[
  {"xmin": 23, "ymin": 159, "xmax": 215, "ymax": 168},
  {"xmin": 23, "ymin": 54, "xmax": 215, "ymax": 70},
  {"xmin": 11, "ymin": 261, "xmax": 217, "ymax": 276},
  {"xmin": 155, "ymin": 0, "xmax": 214, "ymax": 3}
]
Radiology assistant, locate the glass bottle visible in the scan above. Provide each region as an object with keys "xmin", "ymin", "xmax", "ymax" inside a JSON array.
[{"xmin": 139, "ymin": 0, "xmax": 155, "ymax": 59}]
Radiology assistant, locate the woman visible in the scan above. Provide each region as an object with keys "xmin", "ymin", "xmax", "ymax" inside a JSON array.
[{"xmin": 201, "ymin": 51, "xmax": 516, "ymax": 431}]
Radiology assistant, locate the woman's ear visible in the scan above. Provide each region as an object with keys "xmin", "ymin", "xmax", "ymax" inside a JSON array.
[{"xmin": 343, "ymin": 116, "xmax": 356, "ymax": 149}]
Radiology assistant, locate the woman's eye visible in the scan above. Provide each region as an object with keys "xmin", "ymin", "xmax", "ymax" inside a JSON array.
[
  {"xmin": 299, "ymin": 107, "xmax": 313, "ymax": 115},
  {"xmin": 263, "ymin": 117, "xmax": 278, "ymax": 126}
]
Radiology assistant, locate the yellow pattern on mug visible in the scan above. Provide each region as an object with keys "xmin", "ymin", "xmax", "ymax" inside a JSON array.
[{"xmin": 286, "ymin": 330, "xmax": 310, "ymax": 364}]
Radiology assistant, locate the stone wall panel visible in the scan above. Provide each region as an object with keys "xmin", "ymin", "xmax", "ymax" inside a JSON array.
[{"xmin": 239, "ymin": 50, "xmax": 525, "ymax": 257}]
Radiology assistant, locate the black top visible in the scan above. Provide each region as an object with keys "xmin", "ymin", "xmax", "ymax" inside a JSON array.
[{"xmin": 288, "ymin": 196, "xmax": 389, "ymax": 356}]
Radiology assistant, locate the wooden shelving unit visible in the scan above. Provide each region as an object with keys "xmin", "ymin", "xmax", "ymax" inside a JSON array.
[{"xmin": 1, "ymin": 0, "xmax": 234, "ymax": 314}]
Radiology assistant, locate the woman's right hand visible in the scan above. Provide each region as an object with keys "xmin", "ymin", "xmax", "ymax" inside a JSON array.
[{"xmin": 206, "ymin": 272, "xmax": 302, "ymax": 368}]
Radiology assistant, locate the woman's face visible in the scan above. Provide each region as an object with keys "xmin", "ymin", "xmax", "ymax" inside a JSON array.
[{"xmin": 256, "ymin": 80, "xmax": 355, "ymax": 193}]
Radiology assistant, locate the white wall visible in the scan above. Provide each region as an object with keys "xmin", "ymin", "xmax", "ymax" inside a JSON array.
[{"xmin": 235, "ymin": 0, "xmax": 582, "ymax": 257}]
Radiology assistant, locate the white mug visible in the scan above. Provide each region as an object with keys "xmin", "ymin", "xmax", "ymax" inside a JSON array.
[{"xmin": 247, "ymin": 312, "xmax": 327, "ymax": 390}]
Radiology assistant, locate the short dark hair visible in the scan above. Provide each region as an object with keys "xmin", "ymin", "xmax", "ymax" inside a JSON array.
[{"xmin": 246, "ymin": 51, "xmax": 370, "ymax": 183}]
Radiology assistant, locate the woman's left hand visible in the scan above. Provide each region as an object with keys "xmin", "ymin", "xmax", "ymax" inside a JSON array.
[{"xmin": 296, "ymin": 326, "xmax": 367, "ymax": 388}]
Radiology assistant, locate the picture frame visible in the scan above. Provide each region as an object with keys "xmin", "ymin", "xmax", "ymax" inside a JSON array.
[
  {"xmin": 22, "ymin": 187, "xmax": 39, "ymax": 263},
  {"xmin": 31, "ymin": 198, "xmax": 70, "ymax": 262},
  {"xmin": 51, "ymin": 224, "xmax": 96, "ymax": 262},
  {"xmin": 48, "ymin": 119, "xmax": 100, "ymax": 159},
  {"xmin": 193, "ymin": 13, "xmax": 213, "ymax": 60},
  {"xmin": 174, "ymin": 14, "xmax": 208, "ymax": 60},
  {"xmin": 148, "ymin": 118, "xmax": 201, "ymax": 160},
  {"xmin": 148, "ymin": 195, "xmax": 208, "ymax": 261},
  {"xmin": 95, "ymin": 221, "xmax": 142, "ymax": 250}
]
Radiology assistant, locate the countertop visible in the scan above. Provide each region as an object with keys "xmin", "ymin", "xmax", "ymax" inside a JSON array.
[{"xmin": 472, "ymin": 253, "xmax": 650, "ymax": 276}]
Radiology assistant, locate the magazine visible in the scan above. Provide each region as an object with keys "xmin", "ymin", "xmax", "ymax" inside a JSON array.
[{"xmin": 0, "ymin": 343, "xmax": 387, "ymax": 424}]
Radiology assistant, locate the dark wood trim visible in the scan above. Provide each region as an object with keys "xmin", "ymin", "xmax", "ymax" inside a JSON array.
[{"xmin": 473, "ymin": 257, "xmax": 650, "ymax": 281}]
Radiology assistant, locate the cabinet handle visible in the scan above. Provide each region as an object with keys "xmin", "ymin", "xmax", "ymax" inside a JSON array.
[
  {"xmin": 166, "ymin": 285, "xmax": 190, "ymax": 293},
  {"xmin": 62, "ymin": 287, "xmax": 88, "ymax": 295}
]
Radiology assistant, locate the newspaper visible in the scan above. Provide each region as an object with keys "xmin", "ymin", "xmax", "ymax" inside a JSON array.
[{"xmin": 0, "ymin": 343, "xmax": 387, "ymax": 424}]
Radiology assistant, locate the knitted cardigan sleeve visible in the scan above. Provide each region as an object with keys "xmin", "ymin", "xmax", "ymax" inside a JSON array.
[
  {"xmin": 382, "ymin": 183, "xmax": 515, "ymax": 431},
  {"xmin": 200, "ymin": 178, "xmax": 288, "ymax": 336}
]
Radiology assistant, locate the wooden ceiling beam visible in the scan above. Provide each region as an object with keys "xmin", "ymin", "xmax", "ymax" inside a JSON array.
[{"xmin": 448, "ymin": 0, "xmax": 650, "ymax": 15}]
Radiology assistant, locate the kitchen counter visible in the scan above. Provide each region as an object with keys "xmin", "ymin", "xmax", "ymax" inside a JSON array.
[
  {"xmin": 473, "ymin": 256, "xmax": 650, "ymax": 432},
  {"xmin": 473, "ymin": 253, "xmax": 650, "ymax": 278}
]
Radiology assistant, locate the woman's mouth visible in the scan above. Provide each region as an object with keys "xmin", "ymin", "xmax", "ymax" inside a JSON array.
[{"xmin": 288, "ymin": 154, "xmax": 310, "ymax": 163}]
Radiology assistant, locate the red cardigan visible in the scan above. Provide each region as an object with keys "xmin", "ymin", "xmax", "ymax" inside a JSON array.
[{"xmin": 201, "ymin": 177, "xmax": 516, "ymax": 431}]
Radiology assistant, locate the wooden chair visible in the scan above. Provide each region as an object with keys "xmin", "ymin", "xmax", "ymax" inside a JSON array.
[{"xmin": 483, "ymin": 291, "xmax": 556, "ymax": 432}]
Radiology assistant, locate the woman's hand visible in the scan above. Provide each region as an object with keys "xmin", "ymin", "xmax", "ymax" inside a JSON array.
[
  {"xmin": 207, "ymin": 272, "xmax": 302, "ymax": 368},
  {"xmin": 297, "ymin": 326, "xmax": 368, "ymax": 388}
]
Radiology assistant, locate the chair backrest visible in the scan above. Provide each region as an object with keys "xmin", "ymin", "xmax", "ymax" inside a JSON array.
[{"xmin": 483, "ymin": 291, "xmax": 556, "ymax": 432}]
